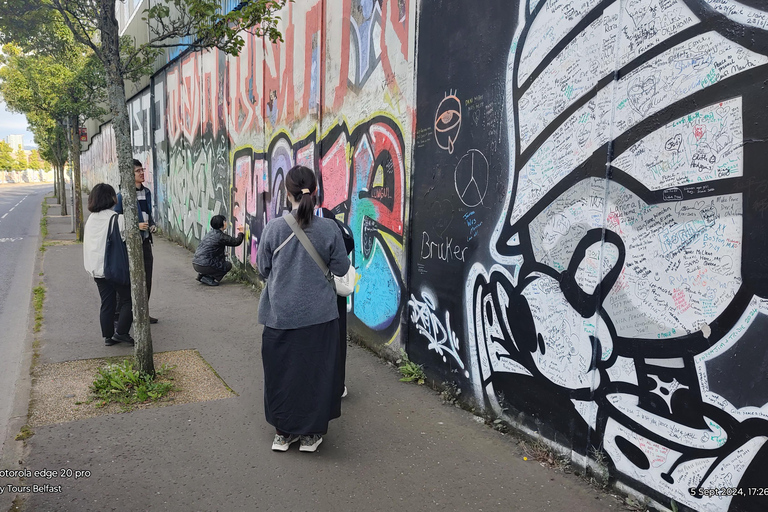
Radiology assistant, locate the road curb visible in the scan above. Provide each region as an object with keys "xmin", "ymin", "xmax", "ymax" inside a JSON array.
[{"xmin": 0, "ymin": 191, "xmax": 52, "ymax": 512}]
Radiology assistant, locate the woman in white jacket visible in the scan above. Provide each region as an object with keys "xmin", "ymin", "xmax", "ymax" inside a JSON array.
[{"xmin": 83, "ymin": 183, "xmax": 133, "ymax": 346}]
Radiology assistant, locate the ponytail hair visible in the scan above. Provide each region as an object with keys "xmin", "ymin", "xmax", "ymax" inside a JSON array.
[{"xmin": 285, "ymin": 165, "xmax": 317, "ymax": 229}]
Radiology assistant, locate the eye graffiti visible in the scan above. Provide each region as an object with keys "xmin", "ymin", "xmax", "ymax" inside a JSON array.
[{"xmin": 435, "ymin": 92, "xmax": 462, "ymax": 154}]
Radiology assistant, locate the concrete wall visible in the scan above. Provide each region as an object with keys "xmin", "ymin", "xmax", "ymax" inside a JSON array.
[
  {"xmin": 80, "ymin": 1, "xmax": 768, "ymax": 510},
  {"xmin": 0, "ymin": 170, "xmax": 55, "ymax": 184}
]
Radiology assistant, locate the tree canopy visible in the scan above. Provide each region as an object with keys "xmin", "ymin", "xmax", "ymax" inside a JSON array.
[
  {"xmin": 0, "ymin": 140, "xmax": 18, "ymax": 171},
  {"xmin": 0, "ymin": 0, "xmax": 291, "ymax": 375}
]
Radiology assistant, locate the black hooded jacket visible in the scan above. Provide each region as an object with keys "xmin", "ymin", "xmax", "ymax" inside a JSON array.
[{"xmin": 192, "ymin": 229, "xmax": 244, "ymax": 270}]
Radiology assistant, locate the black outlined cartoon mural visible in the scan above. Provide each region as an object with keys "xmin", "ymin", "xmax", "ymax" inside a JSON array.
[{"xmin": 413, "ymin": 1, "xmax": 768, "ymax": 510}]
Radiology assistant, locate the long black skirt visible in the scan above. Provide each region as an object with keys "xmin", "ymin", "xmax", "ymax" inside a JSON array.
[
  {"xmin": 262, "ymin": 319, "xmax": 342, "ymax": 436},
  {"xmin": 335, "ymin": 296, "xmax": 347, "ymax": 394}
]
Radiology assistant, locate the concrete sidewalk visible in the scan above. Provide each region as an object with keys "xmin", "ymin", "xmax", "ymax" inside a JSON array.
[{"xmin": 4, "ymin": 200, "xmax": 629, "ymax": 512}]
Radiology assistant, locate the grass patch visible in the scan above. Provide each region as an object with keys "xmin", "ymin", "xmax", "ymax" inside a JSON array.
[
  {"xmin": 15, "ymin": 425, "xmax": 34, "ymax": 441},
  {"xmin": 397, "ymin": 349, "xmax": 426, "ymax": 385},
  {"xmin": 40, "ymin": 216, "xmax": 48, "ymax": 240},
  {"xmin": 90, "ymin": 359, "xmax": 176, "ymax": 408},
  {"xmin": 221, "ymin": 265, "xmax": 265, "ymax": 293},
  {"xmin": 221, "ymin": 265, "xmax": 250, "ymax": 285},
  {"xmin": 40, "ymin": 201, "xmax": 49, "ymax": 238},
  {"xmin": 32, "ymin": 285, "xmax": 45, "ymax": 333}
]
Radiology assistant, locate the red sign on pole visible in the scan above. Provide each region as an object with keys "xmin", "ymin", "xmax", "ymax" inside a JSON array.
[{"xmin": 79, "ymin": 127, "xmax": 87, "ymax": 142}]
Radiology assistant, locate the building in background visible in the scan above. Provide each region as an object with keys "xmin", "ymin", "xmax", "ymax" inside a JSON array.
[{"xmin": 4, "ymin": 134, "xmax": 23, "ymax": 151}]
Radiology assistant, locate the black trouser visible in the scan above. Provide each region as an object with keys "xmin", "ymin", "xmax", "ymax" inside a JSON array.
[
  {"xmin": 115, "ymin": 238, "xmax": 152, "ymax": 316},
  {"xmin": 193, "ymin": 262, "xmax": 232, "ymax": 282},
  {"xmin": 96, "ymin": 278, "xmax": 132, "ymax": 338},
  {"xmin": 143, "ymin": 238, "xmax": 153, "ymax": 299}
]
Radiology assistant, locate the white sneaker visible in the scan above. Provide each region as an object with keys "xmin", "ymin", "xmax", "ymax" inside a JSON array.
[
  {"xmin": 299, "ymin": 435, "xmax": 323, "ymax": 452},
  {"xmin": 272, "ymin": 433, "xmax": 299, "ymax": 451},
  {"xmin": 341, "ymin": 385, "xmax": 348, "ymax": 398}
]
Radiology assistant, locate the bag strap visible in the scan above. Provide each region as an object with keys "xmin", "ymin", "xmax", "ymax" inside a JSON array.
[
  {"xmin": 273, "ymin": 233, "xmax": 295, "ymax": 256},
  {"xmin": 107, "ymin": 212, "xmax": 119, "ymax": 239},
  {"xmin": 284, "ymin": 213, "xmax": 330, "ymax": 277}
]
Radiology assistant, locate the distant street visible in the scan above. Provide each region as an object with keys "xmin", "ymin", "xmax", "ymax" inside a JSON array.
[{"xmin": 0, "ymin": 183, "xmax": 52, "ymax": 460}]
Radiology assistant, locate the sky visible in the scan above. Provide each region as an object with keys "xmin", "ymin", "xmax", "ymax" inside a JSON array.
[{"xmin": 0, "ymin": 100, "xmax": 37, "ymax": 148}]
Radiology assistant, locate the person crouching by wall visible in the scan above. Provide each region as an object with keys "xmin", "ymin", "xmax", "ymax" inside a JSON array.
[
  {"xmin": 83, "ymin": 183, "xmax": 134, "ymax": 346},
  {"xmin": 256, "ymin": 165, "xmax": 350, "ymax": 453},
  {"xmin": 192, "ymin": 215, "xmax": 245, "ymax": 286}
]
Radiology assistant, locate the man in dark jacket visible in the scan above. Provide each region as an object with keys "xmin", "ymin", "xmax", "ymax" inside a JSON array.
[
  {"xmin": 115, "ymin": 159, "xmax": 158, "ymax": 322},
  {"xmin": 193, "ymin": 215, "xmax": 245, "ymax": 286}
]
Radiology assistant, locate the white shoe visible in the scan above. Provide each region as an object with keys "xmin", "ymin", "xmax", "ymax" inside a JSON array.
[
  {"xmin": 341, "ymin": 385, "xmax": 348, "ymax": 398},
  {"xmin": 272, "ymin": 433, "xmax": 298, "ymax": 451},
  {"xmin": 299, "ymin": 435, "xmax": 323, "ymax": 452}
]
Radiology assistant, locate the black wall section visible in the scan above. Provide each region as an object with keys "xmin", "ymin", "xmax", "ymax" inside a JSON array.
[
  {"xmin": 411, "ymin": 1, "xmax": 768, "ymax": 511},
  {"xmin": 409, "ymin": 0, "xmax": 515, "ymax": 392}
]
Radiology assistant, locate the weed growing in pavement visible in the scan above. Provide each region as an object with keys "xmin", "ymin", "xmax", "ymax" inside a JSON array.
[
  {"xmin": 40, "ymin": 201, "xmax": 49, "ymax": 238},
  {"xmin": 14, "ymin": 425, "xmax": 34, "ymax": 441},
  {"xmin": 220, "ymin": 265, "xmax": 265, "ymax": 293},
  {"xmin": 623, "ymin": 496, "xmax": 652, "ymax": 512},
  {"xmin": 520, "ymin": 439, "xmax": 571, "ymax": 471},
  {"xmin": 39, "ymin": 216, "xmax": 48, "ymax": 240},
  {"xmin": 32, "ymin": 285, "xmax": 45, "ymax": 333},
  {"xmin": 440, "ymin": 381, "xmax": 462, "ymax": 405},
  {"xmin": 90, "ymin": 360, "xmax": 176, "ymax": 408},
  {"xmin": 222, "ymin": 266, "xmax": 250, "ymax": 285},
  {"xmin": 590, "ymin": 446, "xmax": 608, "ymax": 467},
  {"xmin": 397, "ymin": 349, "xmax": 426, "ymax": 385}
]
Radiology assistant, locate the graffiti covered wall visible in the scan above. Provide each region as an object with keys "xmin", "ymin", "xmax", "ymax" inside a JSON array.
[
  {"xmin": 152, "ymin": 0, "xmax": 416, "ymax": 343},
  {"xmin": 80, "ymin": 88, "xmax": 153, "ymax": 195},
  {"xmin": 79, "ymin": 0, "xmax": 415, "ymax": 342},
  {"xmin": 81, "ymin": 122, "xmax": 118, "ymax": 190},
  {"xmin": 153, "ymin": 49, "xmax": 231, "ymax": 246},
  {"xmin": 78, "ymin": 0, "xmax": 768, "ymax": 508},
  {"xmin": 411, "ymin": 0, "xmax": 768, "ymax": 511}
]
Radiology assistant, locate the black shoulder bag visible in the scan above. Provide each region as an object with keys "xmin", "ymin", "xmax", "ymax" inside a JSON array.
[{"xmin": 104, "ymin": 213, "xmax": 130, "ymax": 286}]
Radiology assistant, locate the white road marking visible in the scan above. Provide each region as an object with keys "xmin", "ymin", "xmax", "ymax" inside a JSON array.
[
  {"xmin": 1, "ymin": 193, "xmax": 32, "ymax": 222},
  {"xmin": 0, "ymin": 238, "xmax": 23, "ymax": 243}
]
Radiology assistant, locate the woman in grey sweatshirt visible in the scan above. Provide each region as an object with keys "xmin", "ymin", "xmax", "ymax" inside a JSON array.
[{"xmin": 257, "ymin": 165, "xmax": 350, "ymax": 453}]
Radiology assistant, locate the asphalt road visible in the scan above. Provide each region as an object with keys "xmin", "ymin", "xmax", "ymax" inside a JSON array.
[{"xmin": 0, "ymin": 183, "xmax": 52, "ymax": 463}]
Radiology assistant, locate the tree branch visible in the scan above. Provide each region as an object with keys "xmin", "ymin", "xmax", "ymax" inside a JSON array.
[{"xmin": 49, "ymin": 0, "xmax": 102, "ymax": 61}]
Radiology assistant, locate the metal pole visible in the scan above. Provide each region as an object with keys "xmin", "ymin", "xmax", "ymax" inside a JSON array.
[
  {"xmin": 70, "ymin": 163, "xmax": 75, "ymax": 232},
  {"xmin": 66, "ymin": 117, "xmax": 75, "ymax": 233}
]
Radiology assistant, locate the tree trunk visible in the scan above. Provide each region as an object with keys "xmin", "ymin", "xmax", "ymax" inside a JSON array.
[
  {"xmin": 53, "ymin": 163, "xmax": 59, "ymax": 198},
  {"xmin": 99, "ymin": 0, "xmax": 154, "ymax": 375},
  {"xmin": 54, "ymin": 164, "xmax": 61, "ymax": 204},
  {"xmin": 59, "ymin": 163, "xmax": 68, "ymax": 215},
  {"xmin": 68, "ymin": 116, "xmax": 84, "ymax": 241}
]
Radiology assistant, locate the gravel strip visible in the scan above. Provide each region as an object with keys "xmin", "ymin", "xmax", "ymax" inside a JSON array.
[{"xmin": 28, "ymin": 350, "xmax": 235, "ymax": 427}]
